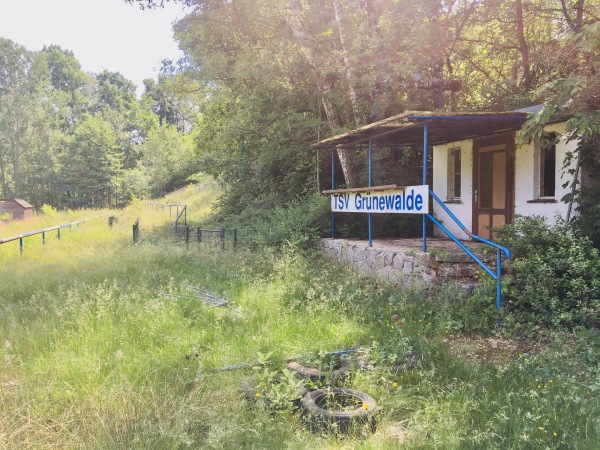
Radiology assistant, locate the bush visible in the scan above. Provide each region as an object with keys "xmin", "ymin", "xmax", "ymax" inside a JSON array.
[
  {"xmin": 495, "ymin": 216, "xmax": 600, "ymax": 329},
  {"xmin": 250, "ymin": 194, "xmax": 330, "ymax": 249}
]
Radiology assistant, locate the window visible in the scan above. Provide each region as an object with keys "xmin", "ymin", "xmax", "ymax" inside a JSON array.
[
  {"xmin": 447, "ymin": 147, "xmax": 461, "ymax": 200},
  {"xmin": 539, "ymin": 134, "xmax": 556, "ymax": 198}
]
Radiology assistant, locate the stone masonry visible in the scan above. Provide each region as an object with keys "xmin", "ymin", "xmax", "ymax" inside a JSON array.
[
  {"xmin": 321, "ymin": 238, "xmax": 438, "ymax": 287},
  {"xmin": 321, "ymin": 238, "xmax": 495, "ymax": 289}
]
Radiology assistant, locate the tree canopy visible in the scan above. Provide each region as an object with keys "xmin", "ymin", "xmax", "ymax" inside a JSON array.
[{"xmin": 3, "ymin": 1, "xmax": 600, "ymax": 227}]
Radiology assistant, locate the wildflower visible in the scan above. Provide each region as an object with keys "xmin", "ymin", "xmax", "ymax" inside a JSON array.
[
  {"xmin": 363, "ymin": 403, "xmax": 370, "ymax": 410},
  {"xmin": 549, "ymin": 380, "xmax": 553, "ymax": 383},
  {"xmin": 553, "ymin": 432, "xmax": 557, "ymax": 437},
  {"xmin": 538, "ymin": 426, "xmax": 544, "ymax": 431},
  {"xmin": 255, "ymin": 392, "xmax": 261, "ymax": 398},
  {"xmin": 393, "ymin": 383, "xmax": 398, "ymax": 388},
  {"xmin": 537, "ymin": 385, "xmax": 541, "ymax": 389}
]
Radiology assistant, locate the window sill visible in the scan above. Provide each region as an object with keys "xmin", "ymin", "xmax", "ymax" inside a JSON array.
[
  {"xmin": 443, "ymin": 199, "xmax": 463, "ymax": 204},
  {"xmin": 527, "ymin": 198, "xmax": 557, "ymax": 204}
]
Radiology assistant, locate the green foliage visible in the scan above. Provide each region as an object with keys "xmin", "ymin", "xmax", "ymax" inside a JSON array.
[
  {"xmin": 495, "ymin": 216, "xmax": 600, "ymax": 330},
  {"xmin": 2, "ymin": 189, "xmax": 600, "ymax": 448},
  {"xmin": 252, "ymin": 352, "xmax": 305, "ymax": 413},
  {"xmin": 248, "ymin": 194, "xmax": 330, "ymax": 249}
]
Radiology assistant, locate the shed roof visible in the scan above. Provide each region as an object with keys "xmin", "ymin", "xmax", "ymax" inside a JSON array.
[
  {"xmin": 312, "ymin": 108, "xmax": 552, "ymax": 149},
  {"xmin": 0, "ymin": 199, "xmax": 34, "ymax": 209}
]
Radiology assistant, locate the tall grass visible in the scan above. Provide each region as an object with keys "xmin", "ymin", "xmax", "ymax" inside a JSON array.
[{"xmin": 1, "ymin": 186, "xmax": 599, "ymax": 448}]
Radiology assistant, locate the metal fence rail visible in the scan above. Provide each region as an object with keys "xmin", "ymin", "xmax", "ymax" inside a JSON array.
[
  {"xmin": 145, "ymin": 202, "xmax": 187, "ymax": 219},
  {"xmin": 141, "ymin": 224, "xmax": 257, "ymax": 249},
  {"xmin": 193, "ymin": 183, "xmax": 219, "ymax": 192},
  {"xmin": 0, "ymin": 213, "xmax": 111, "ymax": 256}
]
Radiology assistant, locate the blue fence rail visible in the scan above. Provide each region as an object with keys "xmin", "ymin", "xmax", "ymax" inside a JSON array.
[
  {"xmin": 427, "ymin": 189, "xmax": 512, "ymax": 317},
  {"xmin": 0, "ymin": 214, "xmax": 111, "ymax": 256}
]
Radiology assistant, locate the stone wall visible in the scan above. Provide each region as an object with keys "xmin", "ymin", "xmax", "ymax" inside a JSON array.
[{"xmin": 321, "ymin": 238, "xmax": 437, "ymax": 287}]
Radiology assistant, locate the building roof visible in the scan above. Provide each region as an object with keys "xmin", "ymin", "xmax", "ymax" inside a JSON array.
[
  {"xmin": 0, "ymin": 199, "xmax": 33, "ymax": 209},
  {"xmin": 312, "ymin": 107, "xmax": 555, "ymax": 149}
]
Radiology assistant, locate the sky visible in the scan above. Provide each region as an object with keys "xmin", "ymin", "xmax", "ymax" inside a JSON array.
[{"xmin": 0, "ymin": 0, "xmax": 188, "ymax": 94}]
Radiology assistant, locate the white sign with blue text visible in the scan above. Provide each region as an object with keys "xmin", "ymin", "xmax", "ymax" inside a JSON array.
[{"xmin": 331, "ymin": 185, "xmax": 429, "ymax": 214}]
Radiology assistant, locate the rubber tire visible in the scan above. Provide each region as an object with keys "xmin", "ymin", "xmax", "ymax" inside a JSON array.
[
  {"xmin": 300, "ymin": 387, "xmax": 376, "ymax": 435},
  {"xmin": 287, "ymin": 358, "xmax": 353, "ymax": 382}
]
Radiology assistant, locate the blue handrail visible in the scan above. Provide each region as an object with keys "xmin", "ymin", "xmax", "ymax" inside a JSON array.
[{"xmin": 427, "ymin": 189, "xmax": 511, "ymax": 313}]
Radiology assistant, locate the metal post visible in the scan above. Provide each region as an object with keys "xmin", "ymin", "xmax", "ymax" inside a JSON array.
[
  {"xmin": 185, "ymin": 226, "xmax": 190, "ymax": 245},
  {"xmin": 422, "ymin": 123, "xmax": 428, "ymax": 253},
  {"xmin": 19, "ymin": 238, "xmax": 23, "ymax": 256},
  {"xmin": 368, "ymin": 139, "xmax": 373, "ymax": 247},
  {"xmin": 197, "ymin": 227, "xmax": 201, "ymax": 242},
  {"xmin": 233, "ymin": 229, "xmax": 238, "ymax": 248},
  {"xmin": 331, "ymin": 149, "xmax": 335, "ymax": 238},
  {"xmin": 497, "ymin": 249, "xmax": 502, "ymax": 328},
  {"xmin": 58, "ymin": 228, "xmax": 61, "ymax": 240},
  {"xmin": 42, "ymin": 231, "xmax": 45, "ymax": 245},
  {"xmin": 221, "ymin": 228, "xmax": 225, "ymax": 249},
  {"xmin": 176, "ymin": 205, "xmax": 179, "ymax": 218},
  {"xmin": 184, "ymin": 207, "xmax": 187, "ymax": 226}
]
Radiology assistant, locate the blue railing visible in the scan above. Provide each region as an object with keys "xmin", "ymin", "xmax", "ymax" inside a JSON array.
[{"xmin": 427, "ymin": 189, "xmax": 512, "ymax": 314}]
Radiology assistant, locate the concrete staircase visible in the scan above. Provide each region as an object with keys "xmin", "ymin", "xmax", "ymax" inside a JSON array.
[{"xmin": 431, "ymin": 247, "xmax": 498, "ymax": 292}]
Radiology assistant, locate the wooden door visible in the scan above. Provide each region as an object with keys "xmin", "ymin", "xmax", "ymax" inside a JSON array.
[{"xmin": 473, "ymin": 133, "xmax": 514, "ymax": 239}]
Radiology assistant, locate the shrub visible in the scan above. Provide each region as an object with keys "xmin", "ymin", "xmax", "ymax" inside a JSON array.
[
  {"xmin": 251, "ymin": 194, "xmax": 330, "ymax": 249},
  {"xmin": 495, "ymin": 216, "xmax": 600, "ymax": 329}
]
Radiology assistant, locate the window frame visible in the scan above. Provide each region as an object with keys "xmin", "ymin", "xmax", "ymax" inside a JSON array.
[
  {"xmin": 537, "ymin": 133, "xmax": 557, "ymax": 199},
  {"xmin": 446, "ymin": 147, "xmax": 462, "ymax": 201}
]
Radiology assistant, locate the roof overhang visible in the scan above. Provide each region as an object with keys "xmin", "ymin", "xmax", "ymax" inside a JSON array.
[{"xmin": 312, "ymin": 110, "xmax": 541, "ymax": 149}]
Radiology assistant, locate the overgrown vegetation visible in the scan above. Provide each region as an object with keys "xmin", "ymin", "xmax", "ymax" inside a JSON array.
[
  {"xmin": 1, "ymin": 189, "xmax": 599, "ymax": 448},
  {"xmin": 496, "ymin": 216, "xmax": 600, "ymax": 330}
]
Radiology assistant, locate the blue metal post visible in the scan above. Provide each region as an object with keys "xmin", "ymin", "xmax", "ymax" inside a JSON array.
[
  {"xmin": 19, "ymin": 238, "xmax": 23, "ymax": 256},
  {"xmin": 497, "ymin": 249, "xmax": 502, "ymax": 309},
  {"xmin": 331, "ymin": 149, "xmax": 335, "ymax": 238},
  {"xmin": 42, "ymin": 231, "xmax": 45, "ymax": 245},
  {"xmin": 422, "ymin": 123, "xmax": 428, "ymax": 253},
  {"xmin": 368, "ymin": 139, "xmax": 372, "ymax": 247},
  {"xmin": 497, "ymin": 249, "xmax": 502, "ymax": 328},
  {"xmin": 57, "ymin": 228, "xmax": 61, "ymax": 240}
]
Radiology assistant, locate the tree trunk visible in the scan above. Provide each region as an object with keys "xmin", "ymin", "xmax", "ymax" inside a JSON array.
[
  {"xmin": 516, "ymin": 0, "xmax": 531, "ymax": 89},
  {"xmin": 318, "ymin": 76, "xmax": 361, "ymax": 188},
  {"xmin": 333, "ymin": 0, "xmax": 364, "ymax": 127}
]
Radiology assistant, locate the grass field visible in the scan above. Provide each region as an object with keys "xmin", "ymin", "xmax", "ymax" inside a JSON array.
[{"xmin": 1, "ymin": 187, "xmax": 599, "ymax": 449}]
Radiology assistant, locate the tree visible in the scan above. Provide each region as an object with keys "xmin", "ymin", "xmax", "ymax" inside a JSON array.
[
  {"xmin": 0, "ymin": 38, "xmax": 51, "ymax": 197},
  {"xmin": 58, "ymin": 116, "xmax": 120, "ymax": 207}
]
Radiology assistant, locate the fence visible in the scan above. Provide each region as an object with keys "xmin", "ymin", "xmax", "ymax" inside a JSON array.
[
  {"xmin": 135, "ymin": 223, "xmax": 257, "ymax": 249},
  {"xmin": 145, "ymin": 202, "xmax": 187, "ymax": 219},
  {"xmin": 193, "ymin": 182, "xmax": 219, "ymax": 192},
  {"xmin": 0, "ymin": 214, "xmax": 111, "ymax": 256}
]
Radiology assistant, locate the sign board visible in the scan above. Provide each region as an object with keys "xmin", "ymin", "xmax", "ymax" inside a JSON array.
[{"xmin": 330, "ymin": 185, "xmax": 429, "ymax": 214}]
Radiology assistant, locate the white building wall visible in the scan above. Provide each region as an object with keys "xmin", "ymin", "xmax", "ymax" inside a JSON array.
[
  {"xmin": 514, "ymin": 123, "xmax": 577, "ymax": 224},
  {"xmin": 432, "ymin": 139, "xmax": 473, "ymax": 240},
  {"xmin": 432, "ymin": 122, "xmax": 578, "ymax": 240}
]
